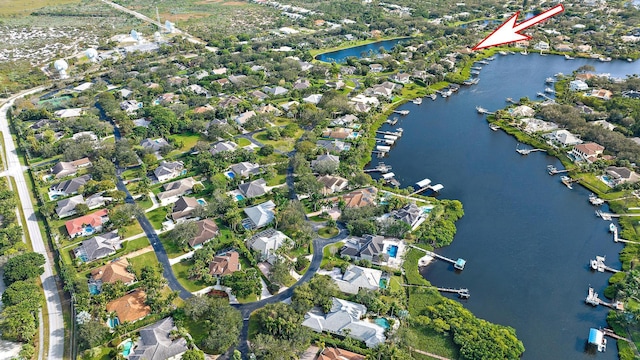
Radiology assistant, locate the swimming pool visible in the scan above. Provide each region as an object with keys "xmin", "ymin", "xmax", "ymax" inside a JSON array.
[
  {"xmin": 196, "ymin": 199, "xmax": 206, "ymax": 206},
  {"xmin": 88, "ymin": 283, "xmax": 100, "ymax": 295},
  {"xmin": 107, "ymin": 317, "xmax": 120, "ymax": 328},
  {"xmin": 225, "ymin": 171, "xmax": 236, "ymax": 179},
  {"xmin": 235, "ymin": 194, "xmax": 246, "ymax": 201},
  {"xmin": 387, "ymin": 245, "xmax": 399, "ymax": 258},
  {"xmin": 120, "ymin": 339, "xmax": 133, "ymax": 357},
  {"xmin": 374, "ymin": 318, "xmax": 390, "ymax": 329},
  {"xmin": 84, "ymin": 225, "xmax": 95, "ymax": 235}
]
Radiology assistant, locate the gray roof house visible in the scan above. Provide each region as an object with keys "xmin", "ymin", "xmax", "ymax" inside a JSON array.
[
  {"xmin": 157, "ymin": 177, "xmax": 197, "ymax": 205},
  {"xmin": 332, "ymin": 265, "xmax": 382, "ymax": 295},
  {"xmin": 247, "ymin": 228, "xmax": 289, "ymax": 264},
  {"xmin": 128, "ymin": 317, "xmax": 188, "ymax": 360},
  {"xmin": 171, "ymin": 197, "xmax": 200, "ymax": 222},
  {"xmin": 243, "ymin": 200, "xmax": 276, "ymax": 229},
  {"xmin": 210, "ymin": 141, "xmax": 238, "ymax": 156},
  {"xmin": 49, "ymin": 174, "xmax": 91, "ymax": 199},
  {"xmin": 51, "ymin": 157, "xmax": 92, "ymax": 179},
  {"xmin": 317, "ymin": 140, "xmax": 351, "ymax": 153},
  {"xmin": 263, "ymin": 86, "xmax": 289, "ymax": 96},
  {"xmin": 140, "ymin": 138, "xmax": 170, "ymax": 153},
  {"xmin": 73, "ymin": 231, "xmax": 121, "ymax": 262},
  {"xmin": 394, "ymin": 203, "xmax": 423, "ymax": 229},
  {"xmin": 55, "ymin": 195, "xmax": 85, "ymax": 218},
  {"xmin": 154, "ymin": 161, "xmax": 185, "ymax": 183},
  {"xmin": 235, "ymin": 111, "xmax": 257, "ymax": 126},
  {"xmin": 311, "ymin": 154, "xmax": 340, "ymax": 169},
  {"xmin": 301, "ymin": 297, "xmax": 386, "ymax": 348},
  {"xmin": 339, "ymin": 235, "xmax": 389, "ymax": 264},
  {"xmin": 238, "ymin": 178, "xmax": 269, "ymax": 199},
  {"xmin": 231, "ymin": 162, "xmax": 261, "ymax": 178}
]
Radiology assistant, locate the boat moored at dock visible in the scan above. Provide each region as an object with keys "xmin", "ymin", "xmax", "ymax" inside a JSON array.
[
  {"xmin": 412, "ymin": 98, "xmax": 422, "ymax": 105},
  {"xmin": 588, "ymin": 328, "xmax": 607, "ymax": 352}
]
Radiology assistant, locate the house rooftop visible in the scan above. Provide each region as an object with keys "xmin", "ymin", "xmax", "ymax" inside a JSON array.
[{"xmin": 106, "ymin": 290, "xmax": 151, "ymax": 323}]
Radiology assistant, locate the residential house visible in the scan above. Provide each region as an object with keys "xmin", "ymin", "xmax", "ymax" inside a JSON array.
[
  {"xmin": 119, "ymin": 88, "xmax": 133, "ymax": 98},
  {"xmin": 128, "ymin": 317, "xmax": 188, "ymax": 360},
  {"xmin": 235, "ymin": 111, "xmax": 257, "ymax": 126},
  {"xmin": 325, "ymin": 80, "xmax": 345, "ymax": 90},
  {"xmin": 54, "ymin": 108, "xmax": 84, "ymax": 118},
  {"xmin": 390, "ymin": 73, "xmax": 411, "ymax": 84},
  {"xmin": 590, "ymin": 89, "xmax": 613, "ymax": 100},
  {"xmin": 534, "ymin": 41, "xmax": 550, "ymax": 51},
  {"xmin": 576, "ymin": 73, "xmax": 596, "ymax": 81},
  {"xmin": 317, "ymin": 139, "xmax": 351, "ymax": 153},
  {"xmin": 106, "ymin": 290, "xmax": 151, "ymax": 323},
  {"xmin": 157, "ymin": 177, "xmax": 198, "ymax": 205},
  {"xmin": 154, "ymin": 161, "xmax": 185, "ymax": 182},
  {"xmin": 340, "ymin": 66, "xmax": 357, "ymax": 75},
  {"xmin": 209, "ymin": 251, "xmax": 240, "ymax": 276},
  {"xmin": 340, "ymin": 235, "xmax": 389, "ymax": 264},
  {"xmin": 90, "ymin": 258, "xmax": 136, "ymax": 286},
  {"xmin": 546, "ymin": 129, "xmax": 583, "ymax": 146},
  {"xmin": 141, "ymin": 138, "xmax": 170, "ymax": 154},
  {"xmin": 301, "ymin": 297, "xmax": 386, "ymax": 348},
  {"xmin": 218, "ymin": 96, "xmax": 243, "ymax": 108},
  {"xmin": 369, "ymin": 64, "xmax": 383, "ymax": 73},
  {"xmin": 341, "ymin": 187, "xmax": 378, "ymax": 208},
  {"xmin": 231, "ymin": 162, "xmax": 261, "ymax": 178},
  {"xmin": 228, "ymin": 74, "xmax": 247, "ymax": 85},
  {"xmin": 330, "ymin": 114, "xmax": 358, "ymax": 128},
  {"xmin": 154, "ymin": 93, "xmax": 179, "ymax": 105},
  {"xmin": 331, "ymin": 265, "xmax": 382, "ymax": 294},
  {"xmin": 212, "ymin": 67, "xmax": 227, "ymax": 75},
  {"xmin": 316, "ymin": 347, "xmax": 365, "ymax": 360},
  {"xmin": 194, "ymin": 104, "xmax": 215, "ymax": 114},
  {"xmin": 317, "ymin": 175, "xmax": 348, "ymax": 195},
  {"xmin": 55, "ymin": 195, "xmax": 85, "ymax": 218},
  {"xmin": 350, "ymin": 94, "xmax": 379, "ymax": 107},
  {"xmin": 280, "ymin": 101, "xmax": 300, "ymax": 112},
  {"xmin": 85, "ymin": 193, "xmax": 109, "ymax": 210},
  {"xmin": 510, "ymin": 105, "xmax": 535, "ymax": 117},
  {"xmin": 189, "ymin": 219, "xmax": 219, "ymax": 248},
  {"xmin": 394, "ymin": 202, "xmax": 425, "ymax": 230},
  {"xmin": 605, "ymin": 166, "xmax": 640, "ymax": 186},
  {"xmin": 570, "ymin": 142, "xmax": 605, "ymax": 163},
  {"xmin": 216, "ymin": 78, "xmax": 230, "ymax": 87},
  {"xmin": 72, "ymin": 131, "xmax": 98, "ymax": 142},
  {"xmin": 120, "ymin": 100, "xmax": 143, "ymax": 113},
  {"xmin": 519, "ymin": 118, "xmax": 558, "ymax": 134},
  {"xmin": 186, "ymin": 84, "xmax": 209, "ymax": 96},
  {"xmin": 48, "ymin": 174, "xmax": 91, "ymax": 199},
  {"xmin": 74, "ymin": 230, "xmax": 121, "ymax": 262},
  {"xmin": 322, "ymin": 128, "xmax": 353, "ymax": 140},
  {"xmin": 194, "ymin": 70, "xmax": 209, "ymax": 80},
  {"xmin": 51, "ymin": 158, "xmax": 92, "ymax": 179},
  {"xmin": 554, "ymin": 44, "xmax": 573, "ymax": 52},
  {"xmin": 257, "ymin": 104, "xmax": 282, "ymax": 116},
  {"xmin": 251, "ymin": 90, "xmax": 269, "ymax": 101},
  {"xmin": 312, "ymin": 154, "xmax": 340, "ymax": 170},
  {"xmin": 303, "ymin": 94, "xmax": 323, "ymax": 105},
  {"xmin": 171, "ymin": 197, "xmax": 201, "ymax": 222},
  {"xmin": 299, "ymin": 61, "xmax": 314, "ymax": 71},
  {"xmin": 247, "ymin": 228, "xmax": 289, "ymax": 264},
  {"xmin": 293, "ymin": 79, "xmax": 311, "ymax": 90},
  {"xmin": 133, "ymin": 118, "xmax": 151, "ymax": 128},
  {"xmin": 263, "ymin": 86, "xmax": 289, "ymax": 96},
  {"xmin": 65, "ymin": 209, "xmax": 109, "ymax": 238},
  {"xmin": 210, "ymin": 141, "xmax": 238, "ymax": 155},
  {"xmin": 592, "ymin": 120, "xmax": 616, "ymax": 131},
  {"xmin": 243, "ymin": 200, "xmax": 276, "ymax": 229},
  {"xmin": 577, "ymin": 44, "xmax": 593, "ymax": 52},
  {"xmin": 569, "ymin": 80, "xmax": 589, "ymax": 91},
  {"xmin": 238, "ymin": 178, "xmax": 269, "ymax": 199}
]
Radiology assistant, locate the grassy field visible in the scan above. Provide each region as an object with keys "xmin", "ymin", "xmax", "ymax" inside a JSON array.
[
  {"xmin": 317, "ymin": 226, "xmax": 339, "ymax": 238},
  {"xmin": 172, "ymin": 260, "xmax": 208, "ymax": 292},
  {"xmin": 128, "ymin": 251, "xmax": 159, "ymax": 275},
  {"xmin": 158, "ymin": 232, "xmax": 186, "ymax": 259},
  {"xmin": 253, "ymin": 131, "xmax": 299, "ymax": 152},
  {"xmin": 0, "ymin": 0, "xmax": 80, "ymax": 16},
  {"xmin": 146, "ymin": 207, "xmax": 168, "ymax": 230},
  {"xmin": 235, "ymin": 137, "xmax": 251, "ymax": 147},
  {"xmin": 168, "ymin": 133, "xmax": 203, "ymax": 155}
]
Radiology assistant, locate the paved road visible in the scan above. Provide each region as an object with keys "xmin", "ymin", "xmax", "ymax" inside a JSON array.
[{"xmin": 0, "ymin": 87, "xmax": 65, "ymax": 360}]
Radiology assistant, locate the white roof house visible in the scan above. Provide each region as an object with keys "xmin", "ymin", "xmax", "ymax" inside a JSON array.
[
  {"xmin": 510, "ymin": 105, "xmax": 535, "ymax": 118},
  {"xmin": 546, "ymin": 129, "xmax": 583, "ymax": 146},
  {"xmin": 302, "ymin": 298, "xmax": 386, "ymax": 348},
  {"xmin": 303, "ymin": 94, "xmax": 323, "ymax": 105},
  {"xmin": 331, "ymin": 265, "xmax": 382, "ymax": 294},
  {"xmin": 243, "ymin": 200, "xmax": 276, "ymax": 229},
  {"xmin": 247, "ymin": 228, "xmax": 289, "ymax": 264},
  {"xmin": 235, "ymin": 111, "xmax": 256, "ymax": 126},
  {"xmin": 54, "ymin": 108, "xmax": 84, "ymax": 118},
  {"xmin": 570, "ymin": 80, "xmax": 589, "ymax": 91}
]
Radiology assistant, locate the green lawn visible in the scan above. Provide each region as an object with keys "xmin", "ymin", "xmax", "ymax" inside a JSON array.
[
  {"xmin": 266, "ymin": 172, "xmax": 287, "ymax": 186},
  {"xmin": 122, "ymin": 236, "xmax": 151, "ymax": 253},
  {"xmin": 120, "ymin": 222, "xmax": 144, "ymax": 239},
  {"xmin": 172, "ymin": 260, "xmax": 208, "ymax": 292},
  {"xmin": 128, "ymin": 251, "xmax": 160, "ymax": 276},
  {"xmin": 236, "ymin": 293, "xmax": 259, "ymax": 303},
  {"xmin": 137, "ymin": 196, "xmax": 154, "ymax": 210},
  {"xmin": 158, "ymin": 232, "xmax": 187, "ymax": 259},
  {"xmin": 253, "ymin": 132, "xmax": 299, "ymax": 152},
  {"xmin": 168, "ymin": 133, "xmax": 203, "ymax": 155},
  {"xmin": 184, "ymin": 317, "xmax": 207, "ymax": 348},
  {"xmin": 318, "ymin": 226, "xmax": 339, "ymax": 238},
  {"xmin": 121, "ymin": 168, "xmax": 143, "ymax": 180},
  {"xmin": 235, "ymin": 137, "xmax": 251, "ymax": 147},
  {"xmin": 146, "ymin": 207, "xmax": 168, "ymax": 230}
]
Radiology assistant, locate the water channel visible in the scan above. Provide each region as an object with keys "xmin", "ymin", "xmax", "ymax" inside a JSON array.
[
  {"xmin": 365, "ymin": 53, "xmax": 640, "ymax": 359},
  {"xmin": 315, "ymin": 38, "xmax": 409, "ymax": 63}
]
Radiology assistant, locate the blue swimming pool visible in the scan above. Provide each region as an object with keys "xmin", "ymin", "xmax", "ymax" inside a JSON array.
[
  {"xmin": 88, "ymin": 283, "xmax": 100, "ymax": 295},
  {"xmin": 225, "ymin": 171, "xmax": 236, "ymax": 179},
  {"xmin": 107, "ymin": 317, "xmax": 120, "ymax": 328},
  {"xmin": 374, "ymin": 318, "xmax": 390, "ymax": 329},
  {"xmin": 235, "ymin": 194, "xmax": 245, "ymax": 201},
  {"xmin": 121, "ymin": 339, "xmax": 133, "ymax": 357},
  {"xmin": 84, "ymin": 225, "xmax": 95, "ymax": 235},
  {"xmin": 197, "ymin": 199, "xmax": 206, "ymax": 206},
  {"xmin": 387, "ymin": 245, "xmax": 398, "ymax": 258}
]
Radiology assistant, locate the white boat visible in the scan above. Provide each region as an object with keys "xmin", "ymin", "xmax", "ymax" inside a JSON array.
[
  {"xmin": 412, "ymin": 98, "xmax": 422, "ymax": 105},
  {"xmin": 599, "ymin": 57, "xmax": 612, "ymax": 62},
  {"xmin": 476, "ymin": 106, "xmax": 488, "ymax": 114},
  {"xmin": 478, "ymin": 60, "xmax": 489, "ymax": 65},
  {"xmin": 589, "ymin": 193, "xmax": 605, "ymax": 206},
  {"xmin": 545, "ymin": 77, "xmax": 555, "ymax": 84},
  {"xmin": 609, "ymin": 223, "xmax": 617, "ymax": 233},
  {"xmin": 554, "ymin": 72, "xmax": 564, "ymax": 77},
  {"xmin": 521, "ymin": 48, "xmax": 529, "ymax": 55},
  {"xmin": 486, "ymin": 56, "xmax": 495, "ymax": 60},
  {"xmin": 544, "ymin": 87, "xmax": 555, "ymax": 94},
  {"xmin": 561, "ymin": 176, "xmax": 573, "ymax": 189},
  {"xmin": 429, "ymin": 94, "xmax": 436, "ymax": 100},
  {"xmin": 489, "ymin": 123, "xmax": 500, "ymax": 131},
  {"xmin": 565, "ymin": 54, "xmax": 574, "ymax": 60},
  {"xmin": 499, "ymin": 51, "xmax": 508, "ymax": 56}
]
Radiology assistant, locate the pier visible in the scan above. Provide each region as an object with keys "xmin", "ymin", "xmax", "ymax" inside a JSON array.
[
  {"xmin": 515, "ymin": 146, "xmax": 545, "ymax": 155},
  {"xmin": 376, "ymin": 129, "xmax": 403, "ymax": 137},
  {"xmin": 401, "ymin": 284, "xmax": 470, "ymax": 299},
  {"xmin": 546, "ymin": 165, "xmax": 569, "ymax": 175},
  {"xmin": 476, "ymin": 106, "xmax": 494, "ymax": 115},
  {"xmin": 364, "ymin": 162, "xmax": 392, "ymax": 174},
  {"xmin": 536, "ymin": 92, "xmax": 555, "ymax": 102},
  {"xmin": 590, "ymin": 256, "xmax": 620, "ymax": 273},
  {"xmin": 394, "ymin": 110, "xmax": 410, "ymax": 115},
  {"xmin": 386, "ymin": 117, "xmax": 398, "ymax": 125},
  {"xmin": 506, "ymin": 97, "xmax": 518, "ymax": 104},
  {"xmin": 610, "ymin": 225, "xmax": 640, "ymax": 244},
  {"xmin": 410, "ymin": 245, "xmax": 466, "ymax": 270},
  {"xmin": 586, "ymin": 287, "xmax": 625, "ymax": 310}
]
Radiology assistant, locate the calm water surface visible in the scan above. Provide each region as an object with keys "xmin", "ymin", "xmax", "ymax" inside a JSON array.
[
  {"xmin": 371, "ymin": 54, "xmax": 640, "ymax": 359},
  {"xmin": 316, "ymin": 38, "xmax": 409, "ymax": 63}
]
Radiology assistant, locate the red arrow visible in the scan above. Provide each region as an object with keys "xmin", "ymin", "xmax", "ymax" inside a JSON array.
[{"xmin": 472, "ymin": 4, "xmax": 564, "ymax": 51}]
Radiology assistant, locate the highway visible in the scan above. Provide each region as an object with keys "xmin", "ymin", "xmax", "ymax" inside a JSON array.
[{"xmin": 0, "ymin": 87, "xmax": 65, "ymax": 360}]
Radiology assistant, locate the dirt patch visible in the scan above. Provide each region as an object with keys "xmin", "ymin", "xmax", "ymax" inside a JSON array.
[{"xmin": 160, "ymin": 13, "xmax": 209, "ymax": 21}]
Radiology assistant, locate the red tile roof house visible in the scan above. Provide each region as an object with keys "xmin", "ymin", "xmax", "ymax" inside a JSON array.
[
  {"xmin": 570, "ymin": 142, "xmax": 605, "ymax": 163},
  {"xmin": 65, "ymin": 209, "xmax": 109, "ymax": 238}
]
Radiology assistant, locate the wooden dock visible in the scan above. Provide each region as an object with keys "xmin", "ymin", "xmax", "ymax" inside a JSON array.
[
  {"xmin": 437, "ymin": 287, "xmax": 470, "ymax": 299},
  {"xmin": 364, "ymin": 163, "xmax": 392, "ymax": 174},
  {"xmin": 590, "ymin": 256, "xmax": 620, "ymax": 273},
  {"xmin": 376, "ymin": 130, "xmax": 403, "ymax": 137},
  {"xmin": 611, "ymin": 226, "xmax": 640, "ymax": 244},
  {"xmin": 516, "ymin": 147, "xmax": 545, "ymax": 155},
  {"xmin": 409, "ymin": 245, "xmax": 466, "ymax": 270},
  {"xmin": 536, "ymin": 92, "xmax": 555, "ymax": 102},
  {"xmin": 602, "ymin": 329, "xmax": 633, "ymax": 343}
]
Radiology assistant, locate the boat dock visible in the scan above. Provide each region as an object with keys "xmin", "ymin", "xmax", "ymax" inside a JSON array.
[
  {"xmin": 516, "ymin": 146, "xmax": 545, "ymax": 155},
  {"xmin": 590, "ymin": 255, "xmax": 620, "ymax": 273},
  {"xmin": 536, "ymin": 92, "xmax": 555, "ymax": 102},
  {"xmin": 476, "ymin": 106, "xmax": 495, "ymax": 115},
  {"xmin": 546, "ymin": 165, "xmax": 569, "ymax": 175},
  {"xmin": 610, "ymin": 225, "xmax": 640, "ymax": 244},
  {"xmin": 381, "ymin": 172, "xmax": 401, "ymax": 187},
  {"xmin": 437, "ymin": 287, "xmax": 470, "ymax": 299},
  {"xmin": 410, "ymin": 245, "xmax": 466, "ymax": 270},
  {"xmin": 386, "ymin": 117, "xmax": 398, "ymax": 125},
  {"xmin": 506, "ymin": 97, "xmax": 518, "ymax": 104},
  {"xmin": 364, "ymin": 162, "xmax": 392, "ymax": 174},
  {"xmin": 561, "ymin": 176, "xmax": 578, "ymax": 189},
  {"xmin": 588, "ymin": 193, "xmax": 605, "ymax": 206},
  {"xmin": 585, "ymin": 286, "xmax": 625, "ymax": 310},
  {"xmin": 376, "ymin": 129, "xmax": 403, "ymax": 137},
  {"xmin": 394, "ymin": 110, "xmax": 410, "ymax": 115}
]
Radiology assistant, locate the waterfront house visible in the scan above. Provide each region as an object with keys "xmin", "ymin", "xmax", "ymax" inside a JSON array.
[
  {"xmin": 340, "ymin": 187, "xmax": 378, "ymax": 208},
  {"xmin": 317, "ymin": 139, "xmax": 351, "ymax": 153},
  {"xmin": 65, "ymin": 209, "xmax": 109, "ymax": 238},
  {"xmin": 605, "ymin": 166, "xmax": 640, "ymax": 186},
  {"xmin": 189, "ymin": 219, "xmax": 219, "ymax": 248},
  {"xmin": 519, "ymin": 118, "xmax": 558, "ymax": 134},
  {"xmin": 590, "ymin": 89, "xmax": 613, "ymax": 100},
  {"xmin": 231, "ymin": 162, "xmax": 261, "ymax": 178},
  {"xmin": 369, "ymin": 64, "xmax": 383, "ymax": 73},
  {"xmin": 171, "ymin": 197, "xmax": 200, "ymax": 222},
  {"xmin": 128, "ymin": 317, "xmax": 188, "ymax": 360},
  {"xmin": 554, "ymin": 44, "xmax": 573, "ymax": 52},
  {"xmin": 154, "ymin": 161, "xmax": 185, "ymax": 182},
  {"xmin": 317, "ymin": 175, "xmax": 348, "ymax": 195},
  {"xmin": 74, "ymin": 230, "xmax": 121, "ymax": 262},
  {"xmin": 90, "ymin": 258, "xmax": 136, "ymax": 286},
  {"xmin": 210, "ymin": 141, "xmax": 238, "ymax": 156},
  {"xmin": 247, "ymin": 228, "xmax": 289, "ymax": 264},
  {"xmin": 55, "ymin": 195, "xmax": 85, "ymax": 218},
  {"xmin": 577, "ymin": 44, "xmax": 592, "ymax": 53},
  {"xmin": 569, "ymin": 80, "xmax": 589, "ymax": 91},
  {"xmin": 390, "ymin": 73, "xmax": 411, "ymax": 84},
  {"xmin": 157, "ymin": 177, "xmax": 198, "ymax": 205},
  {"xmin": 209, "ymin": 251, "xmax": 240, "ymax": 276},
  {"xmin": 312, "ymin": 154, "xmax": 340, "ymax": 170},
  {"xmin": 243, "ymin": 200, "xmax": 276, "ymax": 229},
  {"xmin": 106, "ymin": 290, "xmax": 151, "ymax": 324},
  {"xmin": 510, "ymin": 105, "xmax": 535, "ymax": 118},
  {"xmin": 570, "ymin": 142, "xmax": 605, "ymax": 163},
  {"xmin": 546, "ymin": 129, "xmax": 583, "ymax": 147},
  {"xmin": 51, "ymin": 157, "xmax": 92, "ymax": 179},
  {"xmin": 534, "ymin": 41, "xmax": 550, "ymax": 51},
  {"xmin": 393, "ymin": 202, "xmax": 426, "ymax": 230},
  {"xmin": 238, "ymin": 178, "xmax": 269, "ymax": 199},
  {"xmin": 48, "ymin": 174, "xmax": 91, "ymax": 199},
  {"xmin": 329, "ymin": 265, "xmax": 382, "ymax": 294},
  {"xmin": 301, "ymin": 297, "xmax": 386, "ymax": 348}
]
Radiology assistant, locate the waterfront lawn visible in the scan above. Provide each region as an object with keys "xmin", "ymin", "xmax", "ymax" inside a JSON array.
[{"xmin": 411, "ymin": 325, "xmax": 460, "ymax": 360}]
